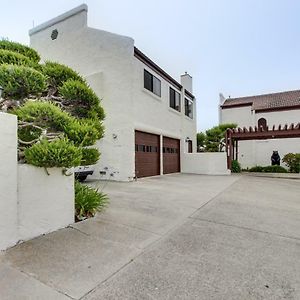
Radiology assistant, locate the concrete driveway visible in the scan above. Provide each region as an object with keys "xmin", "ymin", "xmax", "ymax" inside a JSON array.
[{"xmin": 1, "ymin": 174, "xmax": 300, "ymax": 299}]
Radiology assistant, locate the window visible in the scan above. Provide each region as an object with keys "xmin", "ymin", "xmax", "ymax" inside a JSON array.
[
  {"xmin": 185, "ymin": 98, "xmax": 193, "ymax": 118},
  {"xmin": 144, "ymin": 69, "xmax": 161, "ymax": 97},
  {"xmin": 169, "ymin": 87, "xmax": 181, "ymax": 112},
  {"xmin": 258, "ymin": 118, "xmax": 267, "ymax": 130},
  {"xmin": 188, "ymin": 140, "xmax": 193, "ymax": 153}
]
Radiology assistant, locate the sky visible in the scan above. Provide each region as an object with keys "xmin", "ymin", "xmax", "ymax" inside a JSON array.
[{"xmin": 1, "ymin": 0, "xmax": 300, "ymax": 131}]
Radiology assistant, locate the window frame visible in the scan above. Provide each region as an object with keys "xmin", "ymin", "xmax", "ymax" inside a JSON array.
[
  {"xmin": 144, "ymin": 69, "xmax": 161, "ymax": 97},
  {"xmin": 184, "ymin": 98, "xmax": 193, "ymax": 119},
  {"xmin": 169, "ymin": 87, "xmax": 181, "ymax": 112}
]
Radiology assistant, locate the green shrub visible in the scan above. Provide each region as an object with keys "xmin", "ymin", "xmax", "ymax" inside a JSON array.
[
  {"xmin": 63, "ymin": 119, "xmax": 103, "ymax": 146},
  {"xmin": 283, "ymin": 153, "xmax": 300, "ymax": 173},
  {"xmin": 15, "ymin": 101, "xmax": 70, "ymax": 129},
  {"xmin": 25, "ymin": 139, "xmax": 82, "ymax": 168},
  {"xmin": 0, "ymin": 49, "xmax": 39, "ymax": 68},
  {"xmin": 42, "ymin": 61, "xmax": 84, "ymax": 89},
  {"xmin": 18, "ymin": 126, "xmax": 42, "ymax": 143},
  {"xmin": 15, "ymin": 101, "xmax": 104, "ymax": 146},
  {"xmin": 59, "ymin": 79, "xmax": 105, "ymax": 119},
  {"xmin": 248, "ymin": 165, "xmax": 287, "ymax": 173},
  {"xmin": 0, "ymin": 65, "xmax": 46, "ymax": 99},
  {"xmin": 231, "ymin": 160, "xmax": 241, "ymax": 173},
  {"xmin": 263, "ymin": 165, "xmax": 287, "ymax": 173},
  {"xmin": 59, "ymin": 80, "xmax": 99, "ymax": 105},
  {"xmin": 81, "ymin": 148, "xmax": 100, "ymax": 165},
  {"xmin": 248, "ymin": 166, "xmax": 264, "ymax": 172},
  {"xmin": 0, "ymin": 40, "xmax": 40, "ymax": 62},
  {"xmin": 75, "ymin": 181, "xmax": 108, "ymax": 220}
]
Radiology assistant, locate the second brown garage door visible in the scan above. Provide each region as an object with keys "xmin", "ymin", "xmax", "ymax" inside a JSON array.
[
  {"xmin": 163, "ymin": 137, "xmax": 180, "ymax": 174},
  {"xmin": 135, "ymin": 130, "xmax": 160, "ymax": 178}
]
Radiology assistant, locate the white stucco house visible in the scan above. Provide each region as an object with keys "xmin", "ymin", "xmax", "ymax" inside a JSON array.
[
  {"xmin": 29, "ymin": 4, "xmax": 198, "ymax": 181},
  {"xmin": 219, "ymin": 90, "xmax": 300, "ymax": 168}
]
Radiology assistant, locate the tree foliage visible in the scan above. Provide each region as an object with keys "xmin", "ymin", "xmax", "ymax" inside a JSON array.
[{"xmin": 197, "ymin": 123, "xmax": 237, "ymax": 152}]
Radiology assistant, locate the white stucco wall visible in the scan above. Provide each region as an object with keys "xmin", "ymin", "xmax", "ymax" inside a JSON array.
[
  {"xmin": 30, "ymin": 5, "xmax": 197, "ymax": 180},
  {"xmin": 0, "ymin": 113, "xmax": 75, "ymax": 250},
  {"xmin": 18, "ymin": 165, "xmax": 75, "ymax": 242},
  {"xmin": 255, "ymin": 110, "xmax": 300, "ymax": 127},
  {"xmin": 220, "ymin": 106, "xmax": 254, "ymax": 127},
  {"xmin": 181, "ymin": 153, "xmax": 230, "ymax": 175},
  {"xmin": 0, "ymin": 113, "xmax": 18, "ymax": 250}
]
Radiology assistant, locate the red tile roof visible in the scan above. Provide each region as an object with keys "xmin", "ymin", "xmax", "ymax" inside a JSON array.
[{"xmin": 221, "ymin": 89, "xmax": 300, "ymax": 112}]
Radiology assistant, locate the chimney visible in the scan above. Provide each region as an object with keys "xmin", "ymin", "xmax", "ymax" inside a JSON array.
[
  {"xmin": 219, "ymin": 93, "xmax": 226, "ymax": 105},
  {"xmin": 180, "ymin": 72, "xmax": 193, "ymax": 93}
]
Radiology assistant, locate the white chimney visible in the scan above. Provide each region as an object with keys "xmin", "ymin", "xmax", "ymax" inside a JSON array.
[{"xmin": 180, "ymin": 72, "xmax": 193, "ymax": 93}]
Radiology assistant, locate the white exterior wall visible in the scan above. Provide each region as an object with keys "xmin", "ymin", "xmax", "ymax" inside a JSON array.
[
  {"xmin": 0, "ymin": 113, "xmax": 18, "ymax": 250},
  {"xmin": 220, "ymin": 104, "xmax": 300, "ymax": 168},
  {"xmin": 221, "ymin": 106, "xmax": 254, "ymax": 127},
  {"xmin": 18, "ymin": 165, "xmax": 74, "ymax": 242},
  {"xmin": 181, "ymin": 153, "xmax": 230, "ymax": 175},
  {"xmin": 30, "ymin": 5, "xmax": 197, "ymax": 181}
]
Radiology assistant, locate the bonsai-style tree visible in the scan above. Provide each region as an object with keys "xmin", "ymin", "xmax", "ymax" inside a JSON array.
[{"xmin": 0, "ymin": 39, "xmax": 105, "ymax": 168}]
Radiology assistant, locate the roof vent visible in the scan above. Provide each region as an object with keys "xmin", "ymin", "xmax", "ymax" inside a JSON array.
[{"xmin": 51, "ymin": 29, "xmax": 58, "ymax": 40}]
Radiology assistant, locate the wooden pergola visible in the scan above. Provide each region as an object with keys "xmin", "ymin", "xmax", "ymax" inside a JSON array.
[{"xmin": 226, "ymin": 123, "xmax": 300, "ymax": 169}]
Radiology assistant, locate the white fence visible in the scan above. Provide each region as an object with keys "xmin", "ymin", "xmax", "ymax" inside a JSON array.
[
  {"xmin": 0, "ymin": 112, "xmax": 74, "ymax": 251},
  {"xmin": 181, "ymin": 152, "xmax": 230, "ymax": 175}
]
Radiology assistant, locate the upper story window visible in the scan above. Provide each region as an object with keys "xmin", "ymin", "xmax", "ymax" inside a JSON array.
[
  {"xmin": 258, "ymin": 118, "xmax": 267, "ymax": 130},
  {"xmin": 169, "ymin": 87, "xmax": 181, "ymax": 112},
  {"xmin": 185, "ymin": 98, "xmax": 193, "ymax": 118},
  {"xmin": 144, "ymin": 69, "xmax": 161, "ymax": 97}
]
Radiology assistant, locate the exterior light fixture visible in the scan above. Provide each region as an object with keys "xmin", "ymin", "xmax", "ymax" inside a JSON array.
[
  {"xmin": 185, "ymin": 137, "xmax": 190, "ymax": 142},
  {"xmin": 0, "ymin": 86, "xmax": 3, "ymax": 99}
]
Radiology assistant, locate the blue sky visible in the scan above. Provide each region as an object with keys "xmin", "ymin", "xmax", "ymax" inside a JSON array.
[{"xmin": 1, "ymin": 0, "xmax": 300, "ymax": 131}]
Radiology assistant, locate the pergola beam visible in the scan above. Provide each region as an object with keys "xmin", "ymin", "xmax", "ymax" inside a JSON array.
[{"xmin": 226, "ymin": 123, "xmax": 300, "ymax": 170}]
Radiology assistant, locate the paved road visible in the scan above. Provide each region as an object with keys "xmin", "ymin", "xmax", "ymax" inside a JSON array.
[{"xmin": 1, "ymin": 174, "xmax": 300, "ymax": 299}]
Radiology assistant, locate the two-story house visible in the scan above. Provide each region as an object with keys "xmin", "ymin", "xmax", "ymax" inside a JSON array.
[
  {"xmin": 219, "ymin": 90, "xmax": 300, "ymax": 168},
  {"xmin": 29, "ymin": 4, "xmax": 197, "ymax": 181}
]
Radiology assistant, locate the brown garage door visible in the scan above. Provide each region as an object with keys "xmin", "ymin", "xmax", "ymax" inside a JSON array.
[
  {"xmin": 135, "ymin": 131, "xmax": 160, "ymax": 178},
  {"xmin": 163, "ymin": 137, "xmax": 180, "ymax": 174}
]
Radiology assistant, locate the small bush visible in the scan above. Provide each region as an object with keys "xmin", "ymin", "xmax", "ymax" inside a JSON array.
[
  {"xmin": 81, "ymin": 148, "xmax": 100, "ymax": 165},
  {"xmin": 75, "ymin": 181, "xmax": 108, "ymax": 220},
  {"xmin": 0, "ymin": 49, "xmax": 38, "ymax": 68},
  {"xmin": 0, "ymin": 65, "xmax": 47, "ymax": 99},
  {"xmin": 283, "ymin": 153, "xmax": 300, "ymax": 173},
  {"xmin": 231, "ymin": 160, "xmax": 241, "ymax": 173},
  {"xmin": 248, "ymin": 165, "xmax": 287, "ymax": 173},
  {"xmin": 0, "ymin": 40, "xmax": 40, "ymax": 62},
  {"xmin": 248, "ymin": 166, "xmax": 264, "ymax": 172},
  {"xmin": 42, "ymin": 61, "xmax": 84, "ymax": 89},
  {"xmin": 25, "ymin": 139, "xmax": 82, "ymax": 168}
]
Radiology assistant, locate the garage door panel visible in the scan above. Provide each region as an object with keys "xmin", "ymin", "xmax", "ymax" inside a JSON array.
[
  {"xmin": 135, "ymin": 131, "xmax": 160, "ymax": 178},
  {"xmin": 163, "ymin": 137, "xmax": 180, "ymax": 174}
]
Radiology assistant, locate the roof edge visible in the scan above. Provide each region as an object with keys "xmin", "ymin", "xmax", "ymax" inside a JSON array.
[
  {"xmin": 221, "ymin": 102, "xmax": 253, "ymax": 109},
  {"xmin": 134, "ymin": 47, "xmax": 182, "ymax": 91},
  {"xmin": 29, "ymin": 4, "xmax": 88, "ymax": 36}
]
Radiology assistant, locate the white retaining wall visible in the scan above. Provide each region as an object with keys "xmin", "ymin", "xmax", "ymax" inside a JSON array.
[
  {"xmin": 0, "ymin": 113, "xmax": 18, "ymax": 250},
  {"xmin": 18, "ymin": 165, "xmax": 74, "ymax": 242},
  {"xmin": 181, "ymin": 152, "xmax": 230, "ymax": 175},
  {"xmin": 0, "ymin": 113, "xmax": 74, "ymax": 251}
]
